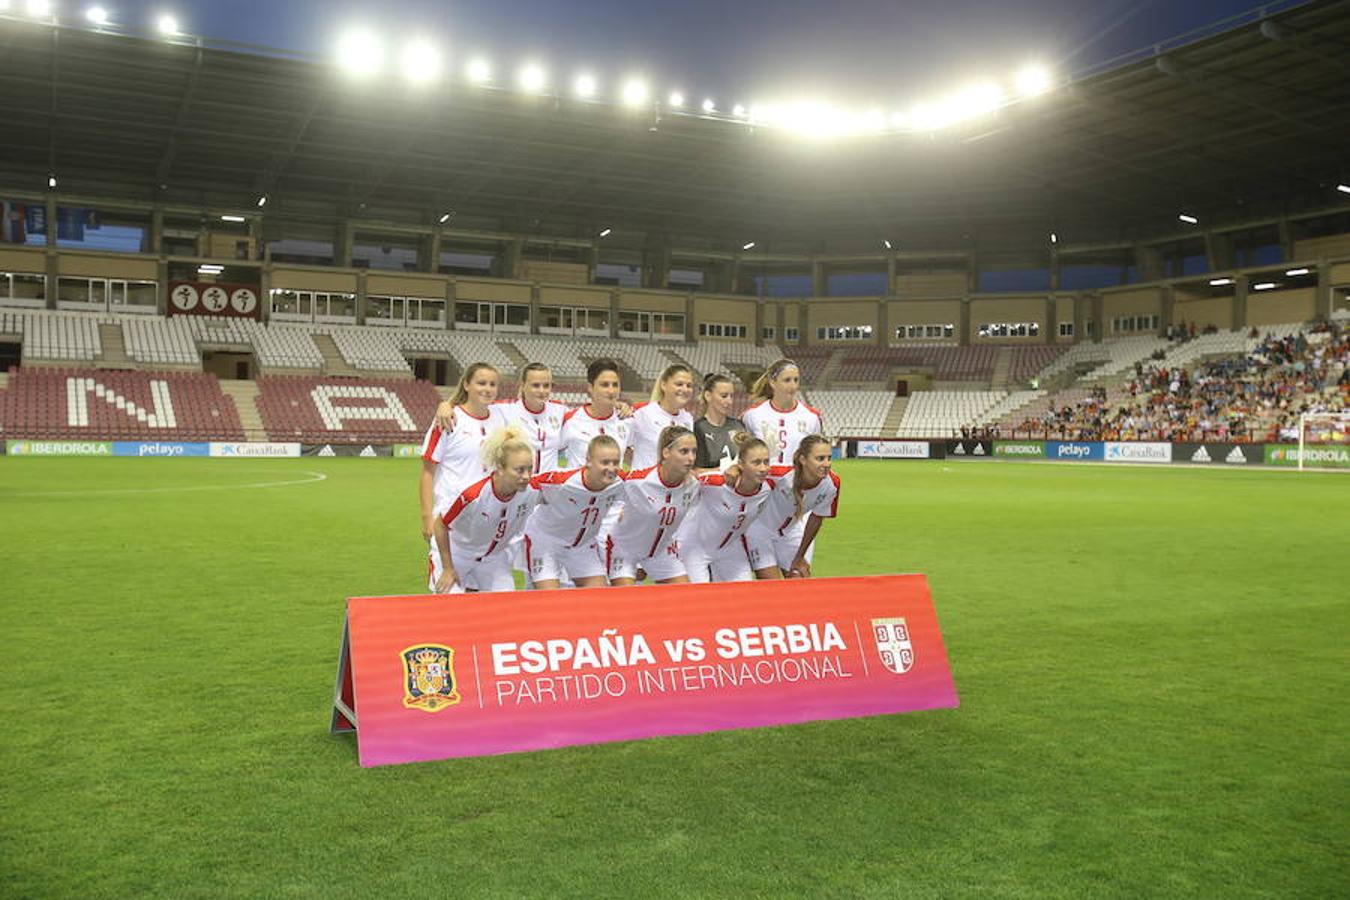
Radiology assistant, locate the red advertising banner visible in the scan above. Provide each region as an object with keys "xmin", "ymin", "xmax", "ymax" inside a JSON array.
[
  {"xmin": 167, "ymin": 281, "xmax": 261, "ymax": 319},
  {"xmin": 332, "ymin": 575, "xmax": 958, "ymax": 767}
]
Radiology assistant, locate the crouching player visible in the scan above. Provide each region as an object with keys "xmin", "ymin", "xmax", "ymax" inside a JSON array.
[
  {"xmin": 523, "ymin": 435, "xmax": 626, "ymax": 590},
  {"xmin": 431, "ymin": 426, "xmax": 538, "ymax": 593},
  {"xmin": 680, "ymin": 431, "xmax": 776, "ymax": 583},
  {"xmin": 746, "ymin": 434, "xmax": 839, "ymax": 579},
  {"xmin": 604, "ymin": 425, "xmax": 701, "ymax": 587}
]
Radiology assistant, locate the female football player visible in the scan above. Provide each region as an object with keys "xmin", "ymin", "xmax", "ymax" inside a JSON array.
[
  {"xmin": 559, "ymin": 358, "xmax": 633, "ymax": 469},
  {"xmin": 746, "ymin": 434, "xmax": 839, "ymax": 579},
  {"xmin": 742, "ymin": 358, "xmax": 823, "ymax": 467},
  {"xmin": 419, "ymin": 362, "xmax": 503, "ymax": 543},
  {"xmin": 692, "ymin": 372, "xmax": 745, "ymax": 469},
  {"xmin": 680, "ymin": 431, "xmax": 775, "ymax": 583},
  {"xmin": 604, "ymin": 425, "xmax": 701, "ymax": 587},
  {"xmin": 626, "ymin": 364, "xmax": 695, "ymax": 470},
  {"xmin": 523, "ymin": 434, "xmax": 626, "ymax": 590}
]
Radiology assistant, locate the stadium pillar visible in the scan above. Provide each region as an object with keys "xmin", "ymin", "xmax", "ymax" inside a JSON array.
[
  {"xmin": 1232, "ymin": 275, "xmax": 1248, "ymax": 330},
  {"xmin": 1135, "ymin": 245, "xmax": 1164, "ymax": 282},
  {"xmin": 444, "ymin": 279, "xmax": 457, "ymax": 331},
  {"xmin": 424, "ymin": 230, "xmax": 442, "ymax": 274},
  {"xmin": 1045, "ymin": 296, "xmax": 1057, "ymax": 345},
  {"xmin": 1204, "ymin": 232, "xmax": 1235, "ymax": 272},
  {"xmin": 355, "ymin": 270, "xmax": 368, "ymax": 325},
  {"xmin": 587, "ymin": 244, "xmax": 599, "ymax": 285},
  {"xmin": 686, "ymin": 291, "xmax": 697, "ymax": 342},
  {"xmin": 529, "ymin": 282, "xmax": 541, "ymax": 335},
  {"xmin": 149, "ymin": 208, "xmax": 164, "ymax": 255},
  {"xmin": 811, "ymin": 260, "xmax": 827, "ymax": 297},
  {"xmin": 876, "ymin": 296, "xmax": 888, "ymax": 348},
  {"xmin": 643, "ymin": 242, "xmax": 671, "ymax": 289},
  {"xmin": 335, "ymin": 221, "xmax": 353, "ymax": 268},
  {"xmin": 797, "ymin": 299, "xmax": 808, "ymax": 347},
  {"xmin": 775, "ymin": 302, "xmax": 786, "ymax": 348},
  {"xmin": 1314, "ymin": 259, "xmax": 1332, "ymax": 320},
  {"xmin": 1278, "ymin": 219, "xmax": 1296, "ymax": 262},
  {"xmin": 1091, "ymin": 292, "xmax": 1105, "ymax": 344},
  {"xmin": 156, "ymin": 259, "xmax": 169, "ymax": 315},
  {"xmin": 1160, "ymin": 284, "xmax": 1176, "ymax": 333},
  {"xmin": 501, "ymin": 240, "xmax": 523, "ymax": 280},
  {"xmin": 259, "ymin": 265, "xmax": 272, "ymax": 323},
  {"xmin": 44, "ymin": 194, "xmax": 56, "ymax": 250},
  {"xmin": 608, "ymin": 289, "xmax": 620, "ymax": 339},
  {"xmin": 886, "ymin": 255, "xmax": 898, "ymax": 295},
  {"xmin": 1049, "ymin": 253, "xmax": 1061, "ymax": 292},
  {"xmin": 958, "ymin": 297, "xmax": 971, "ymax": 347}
]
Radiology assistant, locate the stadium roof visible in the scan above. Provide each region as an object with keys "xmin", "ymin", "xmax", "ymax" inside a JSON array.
[{"xmin": 1, "ymin": 0, "xmax": 1348, "ymax": 260}]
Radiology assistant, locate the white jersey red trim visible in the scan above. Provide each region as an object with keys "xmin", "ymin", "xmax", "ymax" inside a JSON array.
[
  {"xmin": 626, "ymin": 401, "xmax": 695, "ymax": 471},
  {"xmin": 760, "ymin": 465, "xmax": 841, "ymax": 536},
  {"xmin": 741, "ymin": 399, "xmax": 824, "ymax": 467},
  {"xmin": 681, "ymin": 472, "xmax": 775, "ymax": 551},
  {"xmin": 603, "ymin": 464, "xmax": 700, "ymax": 560},
  {"xmin": 420, "ymin": 404, "xmax": 507, "ymax": 511},
  {"xmin": 525, "ymin": 467, "xmax": 625, "ymax": 549},
  {"xmin": 441, "ymin": 475, "xmax": 540, "ymax": 561},
  {"xmin": 559, "ymin": 404, "xmax": 631, "ymax": 469},
  {"xmin": 494, "ymin": 397, "xmax": 567, "ymax": 473}
]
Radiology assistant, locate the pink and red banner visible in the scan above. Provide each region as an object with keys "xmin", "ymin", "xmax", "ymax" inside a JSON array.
[{"xmin": 332, "ymin": 575, "xmax": 958, "ymax": 767}]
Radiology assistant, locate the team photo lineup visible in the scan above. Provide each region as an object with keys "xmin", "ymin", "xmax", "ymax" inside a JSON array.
[{"xmin": 418, "ymin": 357, "xmax": 838, "ymax": 593}]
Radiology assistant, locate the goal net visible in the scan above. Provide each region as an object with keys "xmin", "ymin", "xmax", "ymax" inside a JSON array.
[{"xmin": 1297, "ymin": 411, "xmax": 1350, "ymax": 471}]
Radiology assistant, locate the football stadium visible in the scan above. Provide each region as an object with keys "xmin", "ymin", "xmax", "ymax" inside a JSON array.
[{"xmin": 1, "ymin": 0, "xmax": 1347, "ymax": 896}]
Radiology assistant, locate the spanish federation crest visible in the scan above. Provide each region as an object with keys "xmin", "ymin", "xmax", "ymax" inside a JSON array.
[
  {"xmin": 401, "ymin": 644, "xmax": 461, "ymax": 712},
  {"xmin": 872, "ymin": 617, "xmax": 915, "ymax": 675}
]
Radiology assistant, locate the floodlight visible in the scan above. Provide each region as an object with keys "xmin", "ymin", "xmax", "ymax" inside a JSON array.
[
  {"xmin": 220, "ymin": 215, "xmax": 246, "ymax": 223},
  {"xmin": 1208, "ymin": 278, "xmax": 1233, "ymax": 286},
  {"xmin": 466, "ymin": 59, "xmax": 491, "ymax": 84},
  {"xmin": 336, "ymin": 27, "xmax": 383, "ymax": 79},
  {"xmin": 26, "ymin": 0, "xmax": 50, "ymax": 17},
  {"xmin": 1253, "ymin": 282, "xmax": 1276, "ymax": 291},
  {"xmin": 1178, "ymin": 213, "xmax": 1198, "ymax": 225},
  {"xmin": 701, "ymin": 98, "xmax": 716, "ymax": 113},
  {"xmin": 256, "ymin": 195, "xmax": 267, "ymax": 208},
  {"xmin": 519, "ymin": 63, "xmax": 546, "ymax": 93},
  {"xmin": 732, "ymin": 104, "xmax": 747, "ymax": 118},
  {"xmin": 1050, "ymin": 232, "xmax": 1058, "ymax": 244},
  {"xmin": 862, "ymin": 108, "xmax": 885, "ymax": 133},
  {"xmin": 668, "ymin": 91, "xmax": 684, "ymax": 107},
  {"xmin": 598, "ymin": 227, "xmax": 612, "ymax": 237},
  {"xmin": 1337, "ymin": 184, "xmax": 1350, "ymax": 194},
  {"xmin": 156, "ymin": 13, "xmax": 178, "ymax": 36},
  {"xmin": 400, "ymin": 40, "xmax": 442, "ymax": 85},
  {"xmin": 197, "ymin": 264, "xmax": 224, "ymax": 273},
  {"xmin": 1014, "ymin": 64, "xmax": 1051, "ymax": 97},
  {"xmin": 1285, "ymin": 268, "xmax": 1309, "ymax": 276},
  {"xmin": 85, "ymin": 6, "xmax": 108, "ymax": 25},
  {"xmin": 47, "ymin": 174, "xmax": 56, "ymax": 188},
  {"xmin": 621, "ymin": 79, "xmax": 648, "ymax": 107},
  {"xmin": 574, "ymin": 73, "xmax": 597, "ymax": 98},
  {"xmin": 741, "ymin": 241, "xmax": 756, "ymax": 251},
  {"xmin": 438, "ymin": 213, "xmax": 451, "ymax": 224},
  {"xmin": 883, "ymin": 239, "xmax": 893, "ymax": 250}
]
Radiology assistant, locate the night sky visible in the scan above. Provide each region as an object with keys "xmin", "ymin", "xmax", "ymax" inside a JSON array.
[{"xmin": 67, "ymin": 0, "xmax": 1273, "ymax": 104}]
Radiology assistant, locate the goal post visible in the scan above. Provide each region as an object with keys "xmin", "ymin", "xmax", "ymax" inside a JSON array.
[{"xmin": 1297, "ymin": 411, "xmax": 1350, "ymax": 471}]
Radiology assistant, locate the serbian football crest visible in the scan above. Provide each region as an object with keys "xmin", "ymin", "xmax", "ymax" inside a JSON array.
[
  {"xmin": 872, "ymin": 617, "xmax": 915, "ymax": 675},
  {"xmin": 401, "ymin": 644, "xmax": 461, "ymax": 712}
]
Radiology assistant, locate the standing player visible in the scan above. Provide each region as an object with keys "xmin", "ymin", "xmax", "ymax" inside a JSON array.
[
  {"xmin": 431, "ymin": 426, "xmax": 539, "ymax": 593},
  {"xmin": 522, "ymin": 435, "xmax": 626, "ymax": 590},
  {"xmin": 746, "ymin": 434, "xmax": 839, "ymax": 579},
  {"xmin": 604, "ymin": 425, "xmax": 701, "ymax": 587},
  {"xmin": 419, "ymin": 362, "xmax": 504, "ymax": 544},
  {"xmin": 680, "ymin": 431, "xmax": 775, "ymax": 583},
  {"xmin": 627, "ymin": 364, "xmax": 695, "ymax": 470},
  {"xmin": 437, "ymin": 362, "xmax": 567, "ymax": 473},
  {"xmin": 742, "ymin": 358, "xmax": 823, "ymax": 467},
  {"xmin": 559, "ymin": 358, "xmax": 633, "ymax": 468},
  {"xmin": 693, "ymin": 373, "xmax": 746, "ymax": 469}
]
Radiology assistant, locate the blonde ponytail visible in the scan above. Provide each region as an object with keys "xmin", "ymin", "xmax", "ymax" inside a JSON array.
[
  {"xmin": 750, "ymin": 357, "xmax": 799, "ymax": 401},
  {"xmin": 481, "ymin": 424, "xmax": 532, "ymax": 470}
]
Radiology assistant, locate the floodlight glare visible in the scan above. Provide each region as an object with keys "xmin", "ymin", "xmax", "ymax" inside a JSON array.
[
  {"xmin": 1050, "ymin": 232, "xmax": 1058, "ymax": 244},
  {"xmin": 574, "ymin": 73, "xmax": 597, "ymax": 98},
  {"xmin": 47, "ymin": 174, "xmax": 56, "ymax": 188},
  {"xmin": 883, "ymin": 239, "xmax": 893, "ymax": 250},
  {"xmin": 519, "ymin": 63, "xmax": 547, "ymax": 93},
  {"xmin": 1253, "ymin": 282, "xmax": 1276, "ymax": 291},
  {"xmin": 668, "ymin": 91, "xmax": 684, "ymax": 107},
  {"xmin": 438, "ymin": 213, "xmax": 451, "ymax": 224},
  {"xmin": 1178, "ymin": 213, "xmax": 1198, "ymax": 224},
  {"xmin": 466, "ymin": 59, "xmax": 491, "ymax": 84},
  {"xmin": 701, "ymin": 98, "xmax": 716, "ymax": 113},
  {"xmin": 621, "ymin": 79, "xmax": 649, "ymax": 107},
  {"xmin": 85, "ymin": 6, "xmax": 108, "ymax": 25},
  {"xmin": 26, "ymin": 0, "xmax": 51, "ymax": 15},
  {"xmin": 598, "ymin": 227, "xmax": 612, "ymax": 237},
  {"xmin": 1208, "ymin": 278, "xmax": 1234, "ymax": 286},
  {"xmin": 741, "ymin": 241, "xmax": 756, "ymax": 251},
  {"xmin": 1337, "ymin": 183, "xmax": 1350, "ymax": 195},
  {"xmin": 1014, "ymin": 64, "xmax": 1052, "ymax": 97},
  {"xmin": 732, "ymin": 104, "xmax": 747, "ymax": 118},
  {"xmin": 336, "ymin": 27, "xmax": 384, "ymax": 79},
  {"xmin": 220, "ymin": 215, "xmax": 246, "ymax": 223},
  {"xmin": 400, "ymin": 40, "xmax": 442, "ymax": 85},
  {"xmin": 1285, "ymin": 268, "xmax": 1309, "ymax": 276},
  {"xmin": 156, "ymin": 14, "xmax": 178, "ymax": 36},
  {"xmin": 256, "ymin": 195, "xmax": 267, "ymax": 208}
]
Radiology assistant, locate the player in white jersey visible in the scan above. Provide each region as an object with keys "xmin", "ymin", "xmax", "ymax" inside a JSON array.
[
  {"xmin": 492, "ymin": 363, "xmax": 568, "ymax": 473},
  {"xmin": 559, "ymin": 358, "xmax": 632, "ymax": 468},
  {"xmin": 679, "ymin": 431, "xmax": 776, "ymax": 583},
  {"xmin": 742, "ymin": 357, "xmax": 824, "ymax": 467},
  {"xmin": 746, "ymin": 434, "xmax": 840, "ymax": 579},
  {"xmin": 626, "ymin": 364, "xmax": 695, "ymax": 470},
  {"xmin": 431, "ymin": 426, "xmax": 538, "ymax": 593},
  {"xmin": 604, "ymin": 425, "xmax": 701, "ymax": 586},
  {"xmin": 522, "ymin": 434, "xmax": 625, "ymax": 589},
  {"xmin": 419, "ymin": 363, "xmax": 503, "ymax": 541}
]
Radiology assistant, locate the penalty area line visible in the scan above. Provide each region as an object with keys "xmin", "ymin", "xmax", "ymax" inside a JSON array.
[{"xmin": 13, "ymin": 470, "xmax": 330, "ymax": 497}]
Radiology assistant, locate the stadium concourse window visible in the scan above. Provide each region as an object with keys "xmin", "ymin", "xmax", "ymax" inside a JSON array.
[
  {"xmin": 352, "ymin": 244, "xmax": 419, "ymax": 271},
  {"xmin": 977, "ymin": 268, "xmax": 1052, "ymax": 292},
  {"xmin": 827, "ymin": 272, "xmax": 887, "ymax": 296},
  {"xmin": 266, "ymin": 240, "xmax": 336, "ymax": 267},
  {"xmin": 1111, "ymin": 314, "xmax": 1160, "ymax": 335},
  {"xmin": 367, "ymin": 295, "xmax": 445, "ymax": 328},
  {"xmin": 439, "ymin": 251, "xmax": 494, "ymax": 277},
  {"xmin": 669, "ymin": 268, "xmax": 704, "ymax": 290},
  {"xmin": 5, "ymin": 202, "xmax": 148, "ymax": 253},
  {"xmin": 1238, "ymin": 244, "xmax": 1283, "ymax": 267},
  {"xmin": 896, "ymin": 324, "xmax": 955, "ymax": 340},
  {"xmin": 270, "ymin": 290, "xmax": 356, "ymax": 323},
  {"xmin": 0, "ymin": 272, "xmax": 48, "ymax": 307},
  {"xmin": 454, "ymin": 301, "xmax": 529, "ymax": 333},
  {"xmin": 595, "ymin": 263, "xmax": 642, "ymax": 287},
  {"xmin": 54, "ymin": 276, "xmax": 159, "ymax": 314},
  {"xmin": 977, "ymin": 322, "xmax": 1041, "ymax": 338},
  {"xmin": 816, "ymin": 325, "xmax": 873, "ymax": 341},
  {"xmin": 1059, "ymin": 322, "xmax": 1075, "ymax": 337},
  {"xmin": 762, "ymin": 326, "xmax": 776, "ymax": 340},
  {"xmin": 755, "ymin": 274, "xmax": 813, "ymax": 297},
  {"xmin": 698, "ymin": 322, "xmax": 748, "ymax": 339},
  {"xmin": 1059, "ymin": 265, "xmax": 1125, "ymax": 290},
  {"xmin": 538, "ymin": 305, "xmax": 609, "ymax": 336},
  {"xmin": 784, "ymin": 327, "xmax": 800, "ymax": 342},
  {"xmin": 621, "ymin": 310, "xmax": 685, "ymax": 338}
]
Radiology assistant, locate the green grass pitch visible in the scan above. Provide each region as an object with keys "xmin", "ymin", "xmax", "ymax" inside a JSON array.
[{"xmin": 1, "ymin": 458, "xmax": 1345, "ymax": 898}]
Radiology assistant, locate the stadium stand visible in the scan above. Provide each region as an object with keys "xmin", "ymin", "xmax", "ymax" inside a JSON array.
[
  {"xmin": 802, "ymin": 390, "xmax": 893, "ymax": 437},
  {"xmin": 253, "ymin": 375, "xmax": 443, "ymax": 444},
  {"xmin": 0, "ymin": 366, "xmax": 244, "ymax": 440},
  {"xmin": 1008, "ymin": 346, "xmax": 1066, "ymax": 383},
  {"xmin": 121, "ymin": 315, "xmax": 200, "ymax": 366},
  {"xmin": 7, "ymin": 311, "xmax": 103, "ymax": 361},
  {"xmin": 896, "ymin": 390, "xmax": 1006, "ymax": 438}
]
